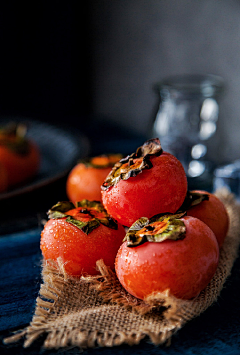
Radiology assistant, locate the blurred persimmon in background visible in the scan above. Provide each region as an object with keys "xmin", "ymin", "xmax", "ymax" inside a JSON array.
[
  {"xmin": 0, "ymin": 163, "xmax": 8, "ymax": 193},
  {"xmin": 0, "ymin": 122, "xmax": 40, "ymax": 191},
  {"xmin": 66, "ymin": 154, "xmax": 122, "ymax": 203}
]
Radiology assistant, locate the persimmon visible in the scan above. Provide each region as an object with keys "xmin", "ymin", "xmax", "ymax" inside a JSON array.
[
  {"xmin": 101, "ymin": 138, "xmax": 188, "ymax": 227},
  {"xmin": 40, "ymin": 200, "xmax": 126, "ymax": 276},
  {"xmin": 66, "ymin": 154, "xmax": 122, "ymax": 203},
  {"xmin": 115, "ymin": 214, "xmax": 219, "ymax": 300},
  {"xmin": 182, "ymin": 190, "xmax": 229, "ymax": 248},
  {"xmin": 0, "ymin": 122, "xmax": 40, "ymax": 187},
  {"xmin": 0, "ymin": 163, "xmax": 8, "ymax": 193}
]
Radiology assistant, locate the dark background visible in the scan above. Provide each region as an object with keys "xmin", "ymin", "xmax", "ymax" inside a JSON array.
[
  {"xmin": 1, "ymin": 1, "xmax": 240, "ymax": 163},
  {"xmin": 0, "ymin": 1, "xmax": 92, "ymax": 124}
]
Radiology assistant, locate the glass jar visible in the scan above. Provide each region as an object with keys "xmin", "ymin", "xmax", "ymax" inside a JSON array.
[
  {"xmin": 213, "ymin": 160, "xmax": 240, "ymax": 201},
  {"xmin": 152, "ymin": 74, "xmax": 224, "ymax": 190}
]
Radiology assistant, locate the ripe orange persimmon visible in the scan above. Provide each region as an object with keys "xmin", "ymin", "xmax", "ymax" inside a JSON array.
[
  {"xmin": 115, "ymin": 214, "xmax": 219, "ymax": 300},
  {"xmin": 184, "ymin": 190, "xmax": 229, "ymax": 248},
  {"xmin": 102, "ymin": 138, "xmax": 188, "ymax": 227},
  {"xmin": 40, "ymin": 200, "xmax": 126, "ymax": 276},
  {"xmin": 0, "ymin": 123, "xmax": 40, "ymax": 188},
  {"xmin": 66, "ymin": 154, "xmax": 122, "ymax": 203}
]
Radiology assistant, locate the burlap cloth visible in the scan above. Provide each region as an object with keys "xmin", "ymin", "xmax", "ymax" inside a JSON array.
[{"xmin": 4, "ymin": 189, "xmax": 240, "ymax": 350}]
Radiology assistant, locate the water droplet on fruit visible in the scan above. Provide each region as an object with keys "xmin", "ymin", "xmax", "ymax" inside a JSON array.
[{"xmin": 54, "ymin": 232, "xmax": 59, "ymax": 239}]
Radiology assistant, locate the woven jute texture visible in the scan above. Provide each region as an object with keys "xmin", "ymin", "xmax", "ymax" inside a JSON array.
[{"xmin": 4, "ymin": 189, "xmax": 240, "ymax": 350}]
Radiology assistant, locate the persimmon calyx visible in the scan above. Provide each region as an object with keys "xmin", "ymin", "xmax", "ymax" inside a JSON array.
[
  {"xmin": 178, "ymin": 191, "xmax": 209, "ymax": 212},
  {"xmin": 47, "ymin": 200, "xmax": 119, "ymax": 234},
  {"xmin": 80, "ymin": 153, "xmax": 123, "ymax": 169},
  {"xmin": 124, "ymin": 212, "xmax": 186, "ymax": 247},
  {"xmin": 0, "ymin": 122, "xmax": 30, "ymax": 155},
  {"xmin": 101, "ymin": 138, "xmax": 163, "ymax": 190}
]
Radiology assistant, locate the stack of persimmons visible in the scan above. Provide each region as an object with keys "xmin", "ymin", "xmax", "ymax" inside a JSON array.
[{"xmin": 40, "ymin": 138, "xmax": 229, "ymax": 301}]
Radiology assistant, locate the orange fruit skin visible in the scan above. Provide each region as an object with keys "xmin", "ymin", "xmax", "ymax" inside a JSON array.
[
  {"xmin": 0, "ymin": 140, "xmax": 40, "ymax": 187},
  {"xmin": 40, "ymin": 217, "xmax": 126, "ymax": 277},
  {"xmin": 186, "ymin": 190, "xmax": 229, "ymax": 248},
  {"xmin": 115, "ymin": 216, "xmax": 219, "ymax": 300},
  {"xmin": 102, "ymin": 152, "xmax": 188, "ymax": 227},
  {"xmin": 66, "ymin": 163, "xmax": 112, "ymax": 203}
]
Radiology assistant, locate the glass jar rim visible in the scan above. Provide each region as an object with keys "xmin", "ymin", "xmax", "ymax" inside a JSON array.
[{"xmin": 155, "ymin": 74, "xmax": 224, "ymax": 96}]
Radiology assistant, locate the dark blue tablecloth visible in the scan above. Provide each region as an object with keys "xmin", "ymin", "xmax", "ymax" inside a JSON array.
[{"xmin": 1, "ymin": 226, "xmax": 240, "ymax": 355}]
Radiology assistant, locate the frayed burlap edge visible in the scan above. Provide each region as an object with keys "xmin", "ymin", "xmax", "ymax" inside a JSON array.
[{"xmin": 4, "ymin": 188, "xmax": 240, "ymax": 350}]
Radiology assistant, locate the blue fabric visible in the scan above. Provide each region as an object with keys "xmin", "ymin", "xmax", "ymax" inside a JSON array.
[
  {"xmin": 0, "ymin": 229, "xmax": 42, "ymax": 332},
  {"xmin": 1, "ymin": 227, "xmax": 240, "ymax": 354}
]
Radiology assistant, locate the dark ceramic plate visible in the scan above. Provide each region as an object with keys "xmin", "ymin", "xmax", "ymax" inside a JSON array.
[{"xmin": 0, "ymin": 118, "xmax": 90, "ymax": 201}]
